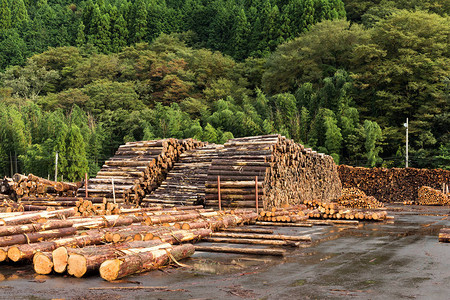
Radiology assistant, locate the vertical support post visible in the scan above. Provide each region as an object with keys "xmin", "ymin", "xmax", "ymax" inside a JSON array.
[
  {"xmin": 255, "ymin": 176, "xmax": 259, "ymax": 213},
  {"xmin": 112, "ymin": 177, "xmax": 116, "ymax": 204},
  {"xmin": 218, "ymin": 175, "xmax": 221, "ymax": 211},
  {"xmin": 405, "ymin": 118, "xmax": 409, "ymax": 168},
  {"xmin": 9, "ymin": 152, "xmax": 13, "ymax": 177},
  {"xmin": 54, "ymin": 151, "xmax": 59, "ymax": 182},
  {"xmin": 14, "ymin": 151, "xmax": 18, "ymax": 174},
  {"xmin": 85, "ymin": 172, "xmax": 88, "ymax": 198}
]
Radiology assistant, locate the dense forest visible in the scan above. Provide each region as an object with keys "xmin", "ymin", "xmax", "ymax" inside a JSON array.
[{"xmin": 0, "ymin": 0, "xmax": 449, "ymax": 181}]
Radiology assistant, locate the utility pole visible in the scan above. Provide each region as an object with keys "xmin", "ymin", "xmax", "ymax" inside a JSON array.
[
  {"xmin": 404, "ymin": 118, "xmax": 409, "ymax": 168},
  {"xmin": 54, "ymin": 151, "xmax": 59, "ymax": 182}
]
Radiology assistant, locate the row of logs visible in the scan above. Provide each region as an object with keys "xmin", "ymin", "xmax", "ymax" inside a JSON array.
[
  {"xmin": 77, "ymin": 139, "xmax": 204, "ymax": 205},
  {"xmin": 415, "ymin": 186, "xmax": 449, "ymax": 206},
  {"xmin": 0, "ymin": 206, "xmax": 258, "ymax": 281},
  {"xmin": 338, "ymin": 165, "xmax": 450, "ymax": 203},
  {"xmin": 438, "ymin": 228, "xmax": 450, "ymax": 243},
  {"xmin": 338, "ymin": 188, "xmax": 385, "ymax": 209},
  {"xmin": 142, "ymin": 143, "xmax": 224, "ymax": 207},
  {"xmin": 204, "ymin": 135, "xmax": 342, "ymax": 209},
  {"xmin": 6, "ymin": 173, "xmax": 80, "ymax": 200}
]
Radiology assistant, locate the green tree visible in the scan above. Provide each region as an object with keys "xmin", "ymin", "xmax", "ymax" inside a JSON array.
[
  {"xmin": 65, "ymin": 124, "xmax": 88, "ymax": 181},
  {"xmin": 363, "ymin": 119, "xmax": 382, "ymax": 167},
  {"xmin": 0, "ymin": 0, "xmax": 11, "ymax": 30},
  {"xmin": 10, "ymin": 0, "xmax": 28, "ymax": 28}
]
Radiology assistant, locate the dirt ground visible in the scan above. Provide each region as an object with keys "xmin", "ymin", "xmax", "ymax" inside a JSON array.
[{"xmin": 0, "ymin": 204, "xmax": 449, "ymax": 300}]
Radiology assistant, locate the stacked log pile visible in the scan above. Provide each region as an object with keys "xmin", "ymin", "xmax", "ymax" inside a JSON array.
[
  {"xmin": 303, "ymin": 199, "xmax": 387, "ymax": 221},
  {"xmin": 0, "ymin": 206, "xmax": 258, "ymax": 280},
  {"xmin": 257, "ymin": 206, "xmax": 309, "ymax": 223},
  {"xmin": 338, "ymin": 165, "xmax": 450, "ymax": 203},
  {"xmin": 77, "ymin": 139, "xmax": 204, "ymax": 205},
  {"xmin": 205, "ymin": 135, "xmax": 342, "ymax": 209},
  {"xmin": 416, "ymin": 186, "xmax": 449, "ymax": 206},
  {"xmin": 7, "ymin": 174, "xmax": 80, "ymax": 200},
  {"xmin": 438, "ymin": 228, "xmax": 450, "ymax": 243},
  {"xmin": 0, "ymin": 177, "xmax": 13, "ymax": 196},
  {"xmin": 142, "ymin": 144, "xmax": 224, "ymax": 207},
  {"xmin": 338, "ymin": 188, "xmax": 384, "ymax": 209}
]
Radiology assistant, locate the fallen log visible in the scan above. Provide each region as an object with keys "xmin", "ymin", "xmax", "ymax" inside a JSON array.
[
  {"xmin": 194, "ymin": 245, "xmax": 285, "ymax": 256},
  {"xmin": 99, "ymin": 243, "xmax": 195, "ymax": 281}
]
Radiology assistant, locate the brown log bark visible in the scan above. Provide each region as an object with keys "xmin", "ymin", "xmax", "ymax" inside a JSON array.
[
  {"xmin": 0, "ymin": 227, "xmax": 77, "ymax": 247},
  {"xmin": 194, "ymin": 245, "xmax": 285, "ymax": 256},
  {"xmin": 99, "ymin": 243, "xmax": 195, "ymax": 281},
  {"xmin": 0, "ymin": 219, "xmax": 75, "ymax": 237}
]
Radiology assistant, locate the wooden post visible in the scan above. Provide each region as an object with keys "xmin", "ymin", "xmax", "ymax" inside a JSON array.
[
  {"xmin": 255, "ymin": 176, "xmax": 258, "ymax": 213},
  {"xmin": 85, "ymin": 173, "xmax": 88, "ymax": 198},
  {"xmin": 218, "ymin": 176, "xmax": 221, "ymax": 211}
]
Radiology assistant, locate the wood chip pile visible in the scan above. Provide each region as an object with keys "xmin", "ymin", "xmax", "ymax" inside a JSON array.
[
  {"xmin": 141, "ymin": 144, "xmax": 224, "ymax": 207},
  {"xmin": 338, "ymin": 187, "xmax": 384, "ymax": 209},
  {"xmin": 77, "ymin": 139, "xmax": 204, "ymax": 205},
  {"xmin": 204, "ymin": 135, "xmax": 342, "ymax": 209},
  {"xmin": 338, "ymin": 165, "xmax": 450, "ymax": 203}
]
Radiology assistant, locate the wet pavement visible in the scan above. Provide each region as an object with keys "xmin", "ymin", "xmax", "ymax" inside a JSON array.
[{"xmin": 0, "ymin": 205, "xmax": 449, "ymax": 300}]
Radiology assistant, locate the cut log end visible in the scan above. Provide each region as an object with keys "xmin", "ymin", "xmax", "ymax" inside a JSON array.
[
  {"xmin": 99, "ymin": 259, "xmax": 122, "ymax": 281},
  {"xmin": 33, "ymin": 253, "xmax": 53, "ymax": 275},
  {"xmin": 7, "ymin": 247, "xmax": 21, "ymax": 262},
  {"xmin": 52, "ymin": 247, "xmax": 69, "ymax": 273},
  {"xmin": 67, "ymin": 254, "xmax": 88, "ymax": 278},
  {"xmin": 0, "ymin": 249, "xmax": 8, "ymax": 262}
]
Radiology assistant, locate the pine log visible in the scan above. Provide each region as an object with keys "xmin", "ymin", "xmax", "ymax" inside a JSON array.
[
  {"xmin": 0, "ymin": 219, "xmax": 75, "ymax": 237},
  {"xmin": 219, "ymin": 228, "xmax": 274, "ymax": 234},
  {"xmin": 194, "ymin": 245, "xmax": 285, "ymax": 256},
  {"xmin": 202, "ymin": 237, "xmax": 300, "ymax": 247},
  {"xmin": 0, "ymin": 227, "xmax": 77, "ymax": 247},
  {"xmin": 99, "ymin": 243, "xmax": 195, "ymax": 281},
  {"xmin": 211, "ymin": 232, "xmax": 311, "ymax": 242},
  {"xmin": 33, "ymin": 252, "xmax": 54, "ymax": 275}
]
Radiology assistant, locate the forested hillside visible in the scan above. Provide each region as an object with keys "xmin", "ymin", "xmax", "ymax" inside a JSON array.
[{"xmin": 0, "ymin": 0, "xmax": 449, "ymax": 181}]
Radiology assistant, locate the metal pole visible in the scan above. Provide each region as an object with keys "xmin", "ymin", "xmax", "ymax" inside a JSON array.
[
  {"xmin": 112, "ymin": 177, "xmax": 116, "ymax": 204},
  {"xmin": 85, "ymin": 172, "xmax": 88, "ymax": 198},
  {"xmin": 406, "ymin": 118, "xmax": 409, "ymax": 168},
  {"xmin": 218, "ymin": 176, "xmax": 221, "ymax": 211},
  {"xmin": 255, "ymin": 176, "xmax": 259, "ymax": 214},
  {"xmin": 54, "ymin": 151, "xmax": 59, "ymax": 181},
  {"xmin": 14, "ymin": 151, "xmax": 17, "ymax": 174},
  {"xmin": 9, "ymin": 152, "xmax": 13, "ymax": 177}
]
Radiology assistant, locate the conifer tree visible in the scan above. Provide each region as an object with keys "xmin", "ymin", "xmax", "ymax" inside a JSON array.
[
  {"xmin": 65, "ymin": 124, "xmax": 88, "ymax": 181},
  {"xmin": 11, "ymin": 0, "xmax": 28, "ymax": 28},
  {"xmin": 0, "ymin": 0, "xmax": 12, "ymax": 29}
]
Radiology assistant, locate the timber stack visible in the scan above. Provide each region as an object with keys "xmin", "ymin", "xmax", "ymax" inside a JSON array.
[
  {"xmin": 338, "ymin": 187, "xmax": 384, "ymax": 209},
  {"xmin": 141, "ymin": 143, "xmax": 224, "ymax": 207},
  {"xmin": 7, "ymin": 174, "xmax": 80, "ymax": 200},
  {"xmin": 257, "ymin": 206, "xmax": 309, "ymax": 223},
  {"xmin": 438, "ymin": 228, "xmax": 450, "ymax": 243},
  {"xmin": 338, "ymin": 165, "xmax": 450, "ymax": 203},
  {"xmin": 77, "ymin": 138, "xmax": 204, "ymax": 205},
  {"xmin": 205, "ymin": 135, "xmax": 342, "ymax": 209},
  {"xmin": 303, "ymin": 199, "xmax": 387, "ymax": 221},
  {"xmin": 0, "ymin": 206, "xmax": 257, "ymax": 280},
  {"xmin": 416, "ymin": 186, "xmax": 449, "ymax": 206}
]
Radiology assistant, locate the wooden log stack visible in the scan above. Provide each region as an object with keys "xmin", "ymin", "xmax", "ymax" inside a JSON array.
[
  {"xmin": 416, "ymin": 186, "xmax": 449, "ymax": 206},
  {"xmin": 338, "ymin": 188, "xmax": 384, "ymax": 209},
  {"xmin": 141, "ymin": 143, "xmax": 224, "ymax": 207},
  {"xmin": 7, "ymin": 173, "xmax": 80, "ymax": 200},
  {"xmin": 338, "ymin": 165, "xmax": 450, "ymax": 203},
  {"xmin": 205, "ymin": 135, "xmax": 342, "ymax": 209},
  {"xmin": 0, "ymin": 206, "xmax": 258, "ymax": 280},
  {"xmin": 438, "ymin": 228, "xmax": 450, "ymax": 243},
  {"xmin": 77, "ymin": 139, "xmax": 204, "ymax": 205}
]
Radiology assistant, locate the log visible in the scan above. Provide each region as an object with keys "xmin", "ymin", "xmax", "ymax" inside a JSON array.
[
  {"xmin": 254, "ymin": 221, "xmax": 313, "ymax": 227},
  {"xmin": 7, "ymin": 230, "xmax": 104, "ymax": 262},
  {"xmin": 0, "ymin": 208, "xmax": 76, "ymax": 226},
  {"xmin": 211, "ymin": 232, "xmax": 311, "ymax": 242},
  {"xmin": 194, "ymin": 245, "xmax": 285, "ymax": 256},
  {"xmin": 33, "ymin": 252, "xmax": 54, "ymax": 275},
  {"xmin": 99, "ymin": 244, "xmax": 195, "ymax": 281},
  {"xmin": 219, "ymin": 228, "xmax": 274, "ymax": 234},
  {"xmin": 0, "ymin": 219, "xmax": 75, "ymax": 237},
  {"xmin": 67, "ymin": 241, "xmax": 171, "ymax": 277},
  {"xmin": 202, "ymin": 237, "xmax": 301, "ymax": 247},
  {"xmin": 0, "ymin": 227, "xmax": 77, "ymax": 247}
]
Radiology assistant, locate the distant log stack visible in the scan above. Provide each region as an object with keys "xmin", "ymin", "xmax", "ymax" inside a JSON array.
[
  {"xmin": 338, "ymin": 188, "xmax": 384, "ymax": 209},
  {"xmin": 338, "ymin": 165, "xmax": 450, "ymax": 203},
  {"xmin": 205, "ymin": 135, "xmax": 342, "ymax": 209},
  {"xmin": 7, "ymin": 173, "xmax": 81, "ymax": 200},
  {"xmin": 303, "ymin": 199, "xmax": 387, "ymax": 221},
  {"xmin": 141, "ymin": 144, "xmax": 224, "ymax": 207},
  {"xmin": 416, "ymin": 186, "xmax": 449, "ymax": 206},
  {"xmin": 438, "ymin": 228, "xmax": 450, "ymax": 243},
  {"xmin": 77, "ymin": 139, "xmax": 204, "ymax": 205}
]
